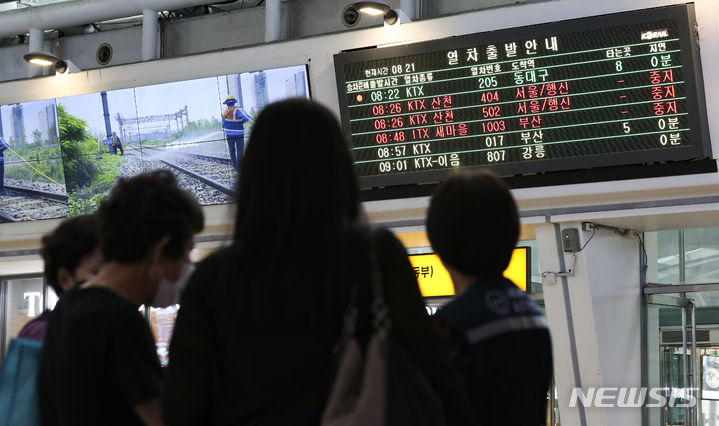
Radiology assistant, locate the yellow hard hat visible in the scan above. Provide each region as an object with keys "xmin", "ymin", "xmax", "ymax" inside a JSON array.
[{"xmin": 224, "ymin": 95, "xmax": 237, "ymax": 105}]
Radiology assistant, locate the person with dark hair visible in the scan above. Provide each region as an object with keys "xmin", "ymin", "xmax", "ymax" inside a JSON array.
[
  {"xmin": 39, "ymin": 170, "xmax": 204, "ymax": 426},
  {"xmin": 163, "ymin": 99, "xmax": 474, "ymax": 426},
  {"xmin": 427, "ymin": 169, "xmax": 553, "ymax": 426},
  {"xmin": 17, "ymin": 214, "xmax": 102, "ymax": 342}
]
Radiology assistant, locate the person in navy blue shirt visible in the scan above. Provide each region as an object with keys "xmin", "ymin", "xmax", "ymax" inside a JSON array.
[
  {"xmin": 221, "ymin": 95, "xmax": 251, "ymax": 169},
  {"xmin": 0, "ymin": 135, "xmax": 8, "ymax": 195},
  {"xmin": 427, "ymin": 170, "xmax": 553, "ymax": 426}
]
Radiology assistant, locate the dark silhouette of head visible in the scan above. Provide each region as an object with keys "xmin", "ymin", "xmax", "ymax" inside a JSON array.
[
  {"xmin": 427, "ymin": 170, "xmax": 519, "ymax": 279},
  {"xmin": 235, "ymin": 99, "xmax": 359, "ymax": 243},
  {"xmin": 41, "ymin": 214, "xmax": 101, "ymax": 295},
  {"xmin": 232, "ymin": 98, "xmax": 360, "ymax": 297},
  {"xmin": 96, "ymin": 170, "xmax": 204, "ymax": 264}
]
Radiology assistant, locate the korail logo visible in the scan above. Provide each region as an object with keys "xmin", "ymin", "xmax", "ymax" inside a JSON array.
[{"xmin": 569, "ymin": 387, "xmax": 698, "ymax": 408}]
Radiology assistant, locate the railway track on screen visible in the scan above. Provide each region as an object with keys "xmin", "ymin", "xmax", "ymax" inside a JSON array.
[
  {"xmin": 141, "ymin": 146, "xmax": 235, "ymax": 196},
  {"xmin": 120, "ymin": 147, "xmax": 234, "ymax": 205},
  {"xmin": 0, "ymin": 184, "xmax": 68, "ymax": 222},
  {"xmin": 158, "ymin": 158, "xmax": 234, "ymax": 196}
]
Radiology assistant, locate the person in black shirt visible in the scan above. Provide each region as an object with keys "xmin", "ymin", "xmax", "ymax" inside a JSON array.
[
  {"xmin": 427, "ymin": 170, "xmax": 553, "ymax": 426},
  {"xmin": 39, "ymin": 170, "xmax": 204, "ymax": 426}
]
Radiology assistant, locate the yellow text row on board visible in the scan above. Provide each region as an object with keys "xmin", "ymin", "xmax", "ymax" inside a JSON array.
[{"xmin": 409, "ymin": 247, "xmax": 529, "ymax": 297}]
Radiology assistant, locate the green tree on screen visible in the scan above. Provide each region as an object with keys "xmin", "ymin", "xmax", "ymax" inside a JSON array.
[
  {"xmin": 57, "ymin": 104, "xmax": 98, "ymax": 191},
  {"xmin": 32, "ymin": 129, "xmax": 43, "ymax": 145}
]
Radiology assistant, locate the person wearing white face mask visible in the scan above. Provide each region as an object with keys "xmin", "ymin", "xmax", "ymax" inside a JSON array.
[
  {"xmin": 38, "ymin": 170, "xmax": 204, "ymax": 426},
  {"xmin": 151, "ymin": 263, "xmax": 195, "ymax": 309}
]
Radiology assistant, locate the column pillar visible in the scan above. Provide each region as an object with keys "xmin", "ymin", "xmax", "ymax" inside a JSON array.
[{"xmin": 537, "ymin": 221, "xmax": 641, "ymax": 426}]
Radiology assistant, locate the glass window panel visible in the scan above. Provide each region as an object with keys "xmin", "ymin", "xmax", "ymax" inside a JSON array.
[
  {"xmin": 657, "ymin": 230, "xmax": 680, "ymax": 258},
  {"xmin": 647, "ymin": 228, "xmax": 719, "ymax": 285},
  {"xmin": 653, "ymin": 230, "xmax": 681, "ymax": 284},
  {"xmin": 684, "ymin": 291, "xmax": 719, "ymax": 310},
  {"xmin": 684, "ymin": 227, "xmax": 719, "ymax": 284},
  {"xmin": 4, "ymin": 277, "xmax": 44, "ymax": 349}
]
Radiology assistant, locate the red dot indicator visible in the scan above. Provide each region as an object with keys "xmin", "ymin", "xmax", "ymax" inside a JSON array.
[{"xmin": 356, "ymin": 94, "xmax": 364, "ymax": 103}]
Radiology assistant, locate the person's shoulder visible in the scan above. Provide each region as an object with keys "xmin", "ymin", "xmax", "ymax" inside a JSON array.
[
  {"xmin": 17, "ymin": 311, "xmax": 51, "ymax": 341},
  {"xmin": 61, "ymin": 286, "xmax": 135, "ymax": 317},
  {"xmin": 46, "ymin": 288, "xmax": 141, "ymax": 342},
  {"xmin": 436, "ymin": 294, "xmax": 465, "ymax": 323},
  {"xmin": 498, "ymin": 278, "xmax": 544, "ymax": 315},
  {"xmin": 436, "ymin": 283, "xmax": 496, "ymax": 328}
]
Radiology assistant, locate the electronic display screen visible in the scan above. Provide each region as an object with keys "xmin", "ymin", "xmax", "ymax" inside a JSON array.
[
  {"xmin": 0, "ymin": 64, "xmax": 310, "ymax": 222},
  {"xmin": 409, "ymin": 246, "xmax": 530, "ymax": 297},
  {"xmin": 334, "ymin": 5, "xmax": 710, "ymax": 189}
]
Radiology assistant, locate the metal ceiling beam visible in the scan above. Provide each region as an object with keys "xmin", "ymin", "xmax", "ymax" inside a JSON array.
[{"xmin": 0, "ymin": 0, "xmax": 214, "ymax": 37}]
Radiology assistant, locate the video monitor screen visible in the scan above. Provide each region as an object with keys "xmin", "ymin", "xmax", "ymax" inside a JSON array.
[
  {"xmin": 125, "ymin": 77, "xmax": 235, "ymax": 207},
  {"xmin": 0, "ymin": 64, "xmax": 310, "ymax": 222},
  {"xmin": 333, "ymin": 4, "xmax": 710, "ymax": 189},
  {"xmin": 0, "ymin": 99, "xmax": 68, "ymax": 222}
]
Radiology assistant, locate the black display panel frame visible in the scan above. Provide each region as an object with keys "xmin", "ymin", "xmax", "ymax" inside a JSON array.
[{"xmin": 334, "ymin": 4, "xmax": 711, "ymax": 191}]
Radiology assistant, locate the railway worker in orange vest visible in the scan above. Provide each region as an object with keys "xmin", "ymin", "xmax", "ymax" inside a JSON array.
[
  {"xmin": 221, "ymin": 95, "xmax": 251, "ymax": 169},
  {"xmin": 111, "ymin": 131, "xmax": 124, "ymax": 156}
]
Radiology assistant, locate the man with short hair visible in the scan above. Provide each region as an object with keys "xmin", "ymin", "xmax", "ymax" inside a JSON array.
[
  {"xmin": 18, "ymin": 214, "xmax": 102, "ymax": 341},
  {"xmin": 39, "ymin": 170, "xmax": 204, "ymax": 426},
  {"xmin": 427, "ymin": 170, "xmax": 553, "ymax": 426}
]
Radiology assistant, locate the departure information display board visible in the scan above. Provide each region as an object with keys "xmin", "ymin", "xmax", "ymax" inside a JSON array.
[{"xmin": 334, "ymin": 5, "xmax": 710, "ymax": 189}]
